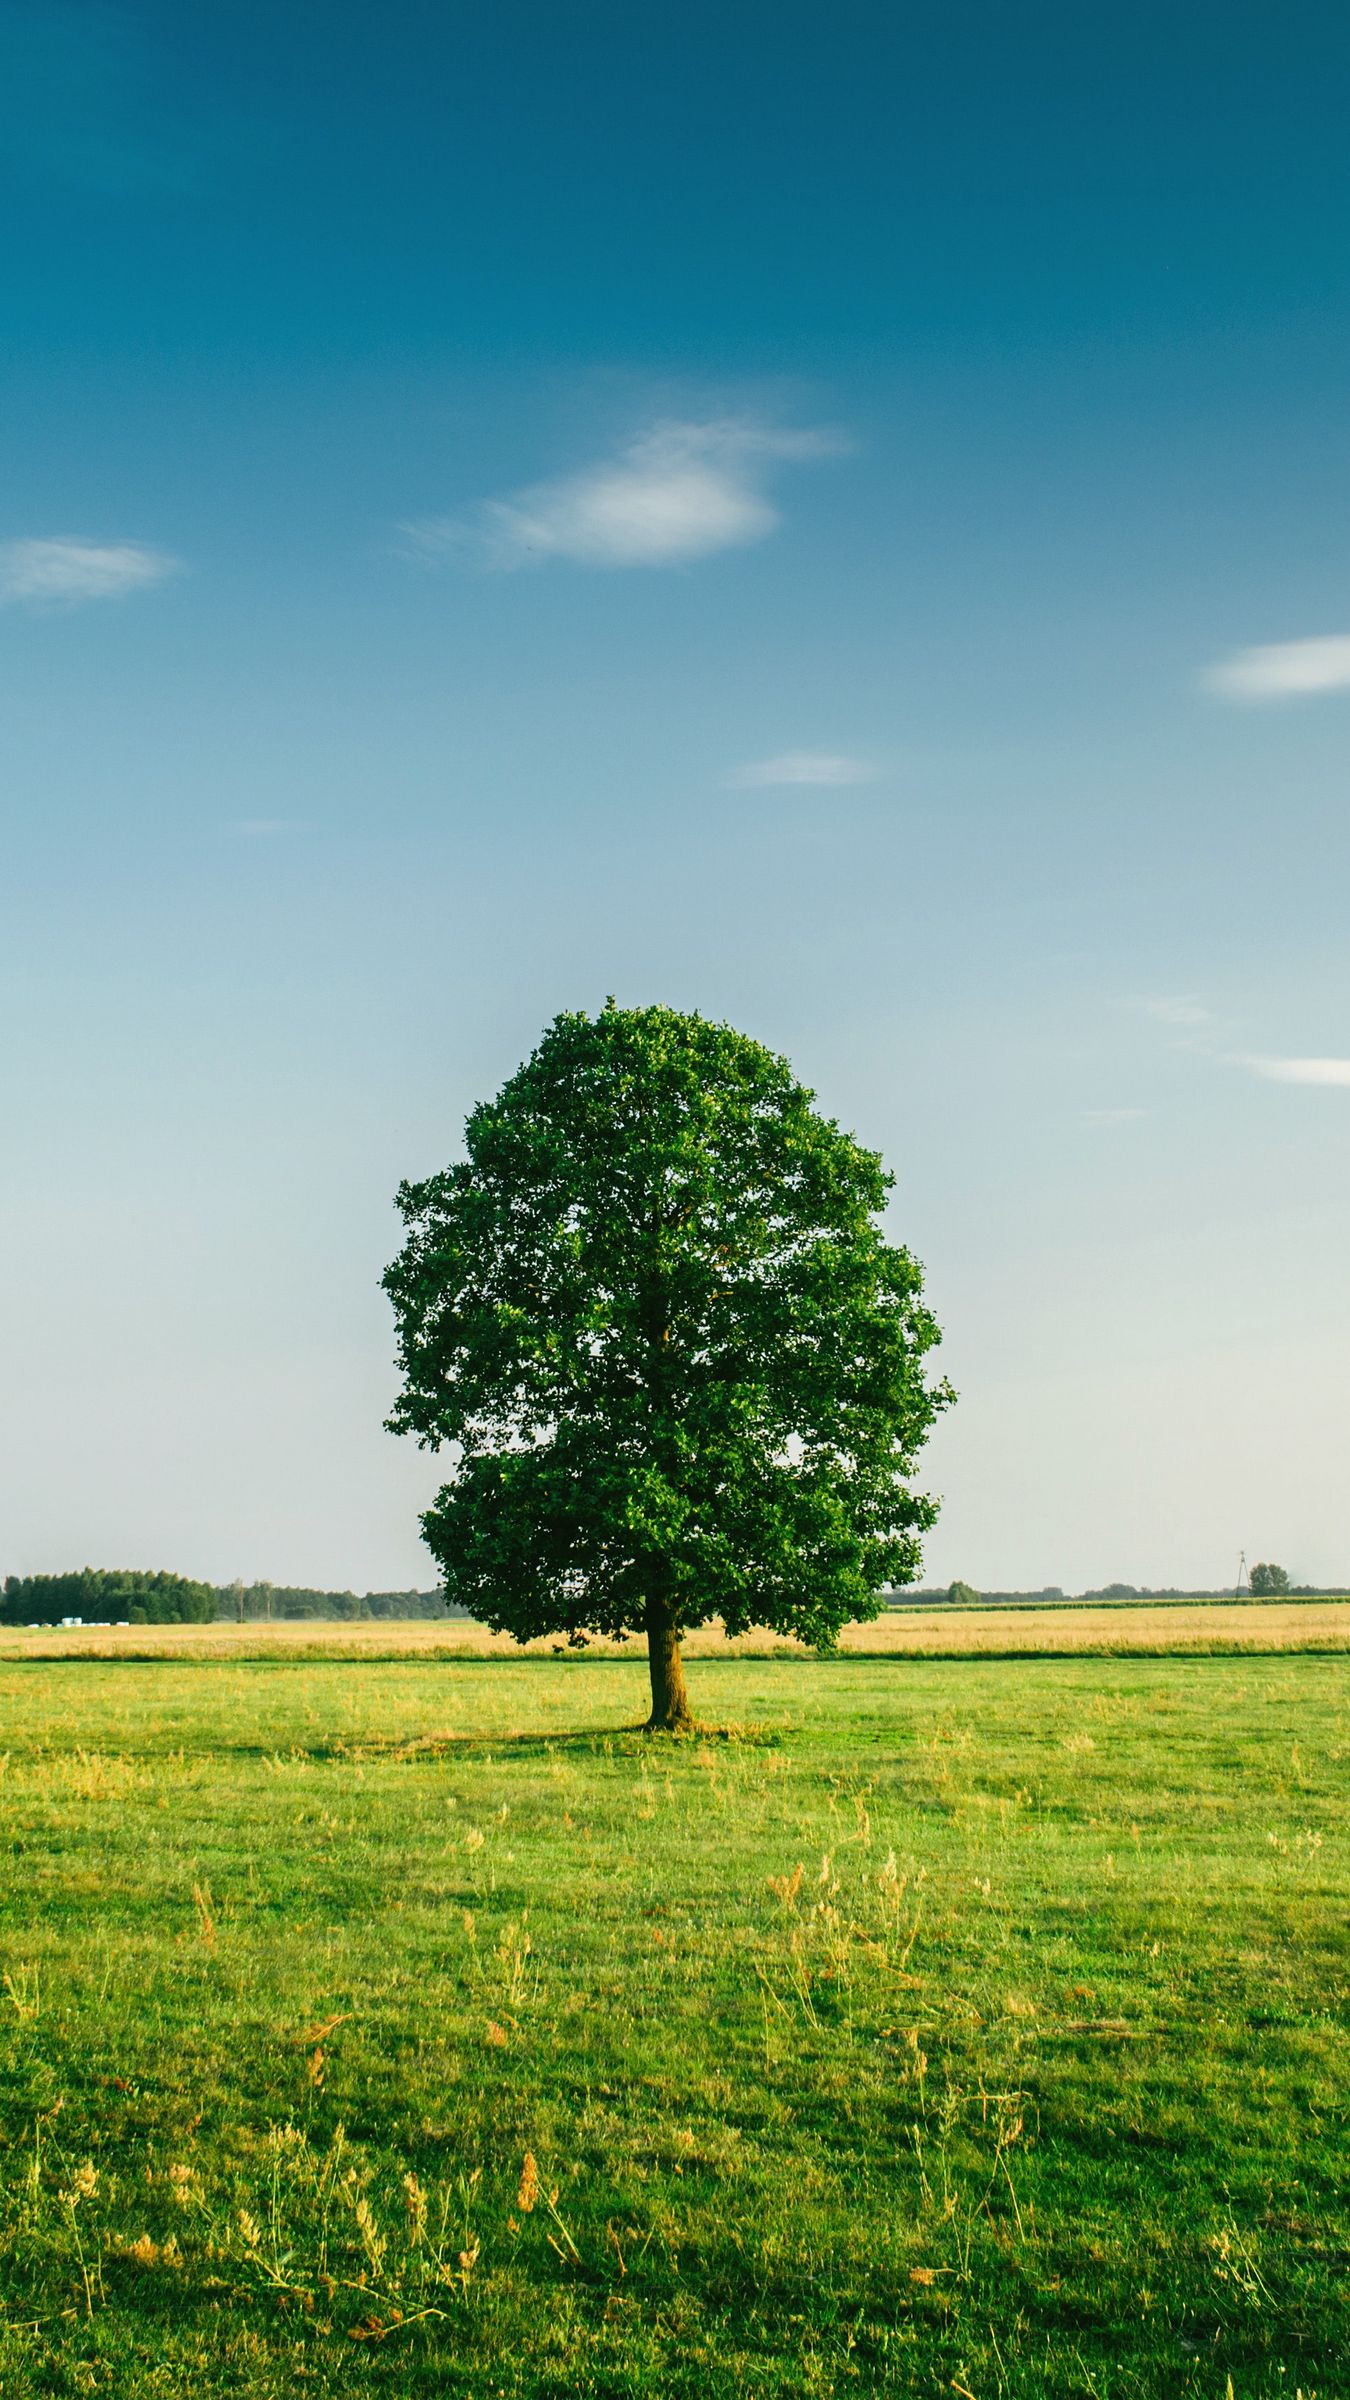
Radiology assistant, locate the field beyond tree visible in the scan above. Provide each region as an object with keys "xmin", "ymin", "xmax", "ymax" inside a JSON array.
[{"xmin": 1, "ymin": 1650, "xmax": 1345, "ymax": 2397}]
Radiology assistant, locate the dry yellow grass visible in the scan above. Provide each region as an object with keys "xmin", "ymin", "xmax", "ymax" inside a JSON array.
[{"xmin": 2, "ymin": 1596, "xmax": 1346, "ymax": 1660}]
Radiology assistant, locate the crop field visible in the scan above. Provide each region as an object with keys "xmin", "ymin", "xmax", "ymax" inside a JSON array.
[
  {"xmin": 1, "ymin": 1644, "xmax": 1346, "ymax": 2398},
  {"xmin": 4, "ymin": 1596, "xmax": 1349, "ymax": 1663}
]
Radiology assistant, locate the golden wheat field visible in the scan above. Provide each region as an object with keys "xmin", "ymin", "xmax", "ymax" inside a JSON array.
[{"xmin": 1, "ymin": 1595, "xmax": 1346, "ymax": 1661}]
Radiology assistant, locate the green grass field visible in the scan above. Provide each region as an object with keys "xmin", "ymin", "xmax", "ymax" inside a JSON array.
[{"xmin": 1, "ymin": 1649, "xmax": 1346, "ymax": 2397}]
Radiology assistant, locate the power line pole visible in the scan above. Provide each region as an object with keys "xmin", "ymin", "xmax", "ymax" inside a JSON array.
[{"xmin": 1234, "ymin": 1550, "xmax": 1249, "ymax": 1600}]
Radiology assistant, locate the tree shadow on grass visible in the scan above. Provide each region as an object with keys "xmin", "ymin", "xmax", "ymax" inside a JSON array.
[{"xmin": 319, "ymin": 1719, "xmax": 785, "ymax": 1764}]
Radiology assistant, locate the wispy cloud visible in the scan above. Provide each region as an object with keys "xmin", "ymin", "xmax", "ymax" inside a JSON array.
[
  {"xmin": 405, "ymin": 418, "xmax": 843, "ymax": 571},
  {"xmin": 729, "ymin": 751, "xmax": 875, "ymax": 789},
  {"xmin": 0, "ymin": 536, "xmax": 179, "ymax": 607},
  {"xmin": 1205, "ymin": 634, "xmax": 1350, "ymax": 701},
  {"xmin": 1242, "ymin": 1055, "xmax": 1350, "ymax": 1086},
  {"xmin": 1136, "ymin": 993, "xmax": 1350, "ymax": 1091},
  {"xmin": 1137, "ymin": 995, "xmax": 1214, "ymax": 1032}
]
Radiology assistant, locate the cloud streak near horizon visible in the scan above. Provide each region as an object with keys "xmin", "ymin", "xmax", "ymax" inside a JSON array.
[
  {"xmin": 1205, "ymin": 633, "xmax": 1350, "ymax": 700},
  {"xmin": 1243, "ymin": 1055, "xmax": 1350, "ymax": 1086},
  {"xmin": 729, "ymin": 750, "xmax": 875, "ymax": 788},
  {"xmin": 1137, "ymin": 999, "xmax": 1350, "ymax": 1089},
  {"xmin": 405, "ymin": 417, "xmax": 843, "ymax": 571},
  {"xmin": 0, "ymin": 536, "xmax": 179, "ymax": 607}
]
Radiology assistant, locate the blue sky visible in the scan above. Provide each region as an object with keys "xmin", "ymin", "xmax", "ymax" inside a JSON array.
[{"xmin": 3, "ymin": 0, "xmax": 1349, "ymax": 1592}]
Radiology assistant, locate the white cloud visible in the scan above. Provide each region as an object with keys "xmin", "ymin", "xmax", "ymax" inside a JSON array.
[
  {"xmin": 0, "ymin": 536, "xmax": 178, "ymax": 607},
  {"xmin": 405, "ymin": 418, "xmax": 842, "ymax": 571},
  {"xmin": 1244, "ymin": 1055, "xmax": 1350, "ymax": 1086},
  {"xmin": 1205, "ymin": 634, "xmax": 1350, "ymax": 701},
  {"xmin": 730, "ymin": 751, "xmax": 876, "ymax": 789}
]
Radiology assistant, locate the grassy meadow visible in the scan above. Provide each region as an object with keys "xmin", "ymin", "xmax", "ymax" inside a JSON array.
[{"xmin": 0, "ymin": 1638, "xmax": 1346, "ymax": 2397}]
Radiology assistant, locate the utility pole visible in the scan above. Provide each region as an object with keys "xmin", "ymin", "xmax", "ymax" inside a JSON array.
[{"xmin": 1234, "ymin": 1550, "xmax": 1249, "ymax": 1600}]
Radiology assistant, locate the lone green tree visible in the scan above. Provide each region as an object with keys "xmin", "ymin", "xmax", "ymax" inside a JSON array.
[
  {"xmin": 383, "ymin": 1003, "xmax": 951, "ymax": 1729},
  {"xmin": 1248, "ymin": 1561, "xmax": 1290, "ymax": 1596}
]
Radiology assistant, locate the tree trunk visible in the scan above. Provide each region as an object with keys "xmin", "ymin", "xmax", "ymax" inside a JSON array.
[{"xmin": 645, "ymin": 1595, "xmax": 694, "ymax": 1731}]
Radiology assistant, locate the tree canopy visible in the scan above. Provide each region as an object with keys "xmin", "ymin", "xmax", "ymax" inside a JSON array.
[
  {"xmin": 384, "ymin": 1002, "xmax": 950, "ymax": 1727},
  {"xmin": 1248, "ymin": 1561, "xmax": 1290, "ymax": 1596}
]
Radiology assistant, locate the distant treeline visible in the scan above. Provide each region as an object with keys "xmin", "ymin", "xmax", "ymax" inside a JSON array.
[
  {"xmin": 213, "ymin": 1583, "xmax": 455, "ymax": 1621},
  {"xmin": 1, "ymin": 1571, "xmax": 458, "ymax": 1626},
  {"xmin": 898, "ymin": 1582, "xmax": 1339, "ymax": 1606},
  {"xmin": 1, "ymin": 1569, "xmax": 215, "ymax": 1626},
  {"xmin": 7, "ymin": 1569, "xmax": 1340, "ymax": 1630}
]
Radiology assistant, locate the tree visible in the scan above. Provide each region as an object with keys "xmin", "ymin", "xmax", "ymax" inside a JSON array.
[
  {"xmin": 1248, "ymin": 1562, "xmax": 1290, "ymax": 1596},
  {"xmin": 384, "ymin": 1003, "xmax": 951, "ymax": 1729},
  {"xmin": 946, "ymin": 1580, "xmax": 979, "ymax": 1606}
]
